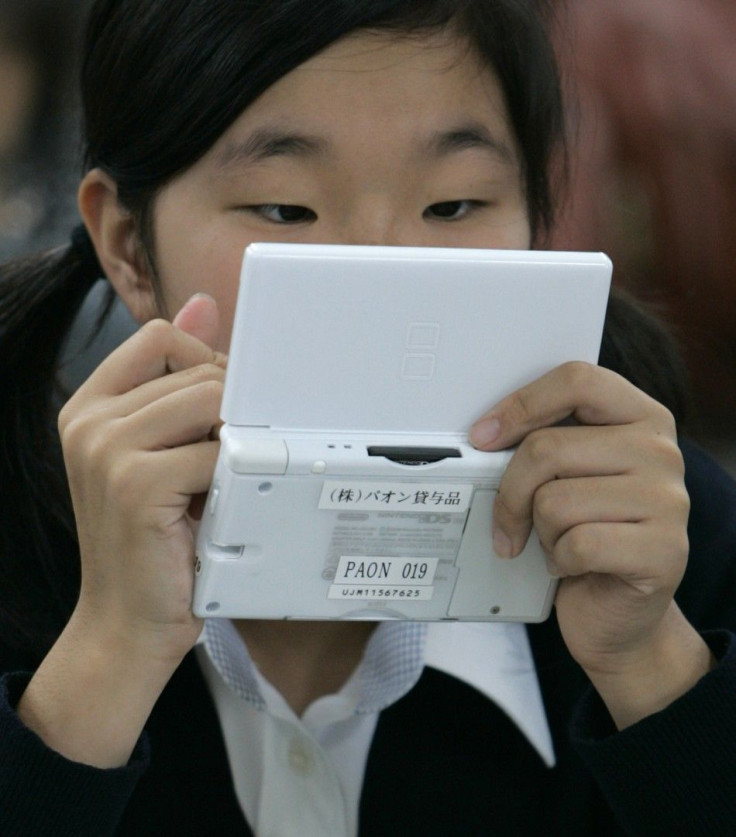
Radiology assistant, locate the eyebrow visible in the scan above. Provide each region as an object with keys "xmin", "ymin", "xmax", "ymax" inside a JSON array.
[
  {"xmin": 214, "ymin": 121, "xmax": 516, "ymax": 172},
  {"xmin": 422, "ymin": 123, "xmax": 517, "ymax": 165},
  {"xmin": 215, "ymin": 128, "xmax": 329, "ymax": 171}
]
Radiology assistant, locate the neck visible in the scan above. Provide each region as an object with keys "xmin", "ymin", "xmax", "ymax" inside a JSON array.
[{"xmin": 233, "ymin": 619, "xmax": 376, "ymax": 716}]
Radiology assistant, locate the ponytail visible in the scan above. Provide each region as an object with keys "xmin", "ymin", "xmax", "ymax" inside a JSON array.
[{"xmin": 0, "ymin": 232, "xmax": 103, "ymax": 666}]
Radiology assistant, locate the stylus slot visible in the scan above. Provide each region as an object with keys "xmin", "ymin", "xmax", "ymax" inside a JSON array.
[{"xmin": 367, "ymin": 446, "xmax": 462, "ymax": 465}]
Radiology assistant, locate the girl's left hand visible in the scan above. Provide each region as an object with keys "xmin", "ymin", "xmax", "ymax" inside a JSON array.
[{"xmin": 470, "ymin": 362, "xmax": 713, "ymax": 728}]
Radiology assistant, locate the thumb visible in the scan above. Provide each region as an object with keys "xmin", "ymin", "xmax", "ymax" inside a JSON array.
[{"xmin": 172, "ymin": 293, "xmax": 220, "ymax": 350}]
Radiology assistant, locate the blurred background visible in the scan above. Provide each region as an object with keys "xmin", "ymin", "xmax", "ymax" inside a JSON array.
[
  {"xmin": 0, "ymin": 0, "xmax": 90, "ymax": 260},
  {"xmin": 551, "ymin": 0, "xmax": 736, "ymax": 474},
  {"xmin": 1, "ymin": 0, "xmax": 734, "ymax": 473}
]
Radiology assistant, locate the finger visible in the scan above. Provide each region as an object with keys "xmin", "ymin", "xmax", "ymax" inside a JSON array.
[
  {"xmin": 531, "ymin": 474, "xmax": 682, "ymax": 554},
  {"xmin": 59, "ymin": 364, "xmax": 226, "ymax": 459},
  {"xmin": 90, "ymin": 361, "xmax": 225, "ymax": 423},
  {"xmin": 112, "ymin": 378, "xmax": 224, "ymax": 451},
  {"xmin": 112, "ymin": 441, "xmax": 222, "ymax": 517},
  {"xmin": 71, "ymin": 318, "xmax": 227, "ymax": 403},
  {"xmin": 469, "ymin": 362, "xmax": 673, "ymax": 451},
  {"xmin": 148, "ymin": 441, "xmax": 222, "ymax": 499},
  {"xmin": 547, "ymin": 521, "xmax": 689, "ymax": 593},
  {"xmin": 172, "ymin": 293, "xmax": 220, "ymax": 350},
  {"xmin": 492, "ymin": 425, "xmax": 684, "ymax": 554}
]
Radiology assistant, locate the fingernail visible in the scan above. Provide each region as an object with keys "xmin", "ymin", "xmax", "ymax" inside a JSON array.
[
  {"xmin": 546, "ymin": 557, "xmax": 561, "ymax": 578},
  {"xmin": 174, "ymin": 293, "xmax": 215, "ymax": 320},
  {"xmin": 493, "ymin": 528, "xmax": 513, "ymax": 559},
  {"xmin": 470, "ymin": 417, "xmax": 501, "ymax": 449}
]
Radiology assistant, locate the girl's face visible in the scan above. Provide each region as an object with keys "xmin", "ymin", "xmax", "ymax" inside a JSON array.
[{"xmin": 151, "ymin": 30, "xmax": 531, "ymax": 350}]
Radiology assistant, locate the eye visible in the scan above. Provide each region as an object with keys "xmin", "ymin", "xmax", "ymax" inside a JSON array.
[
  {"xmin": 424, "ymin": 200, "xmax": 486, "ymax": 221},
  {"xmin": 248, "ymin": 204, "xmax": 317, "ymax": 224}
]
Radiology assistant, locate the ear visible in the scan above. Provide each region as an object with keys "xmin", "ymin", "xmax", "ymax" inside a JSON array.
[{"xmin": 78, "ymin": 169, "xmax": 160, "ymax": 324}]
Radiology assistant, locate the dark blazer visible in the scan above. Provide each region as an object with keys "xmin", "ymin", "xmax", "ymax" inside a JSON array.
[{"xmin": 2, "ymin": 441, "xmax": 735, "ymax": 836}]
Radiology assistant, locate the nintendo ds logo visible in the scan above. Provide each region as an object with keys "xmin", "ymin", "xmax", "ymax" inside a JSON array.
[{"xmin": 402, "ymin": 322, "xmax": 440, "ymax": 380}]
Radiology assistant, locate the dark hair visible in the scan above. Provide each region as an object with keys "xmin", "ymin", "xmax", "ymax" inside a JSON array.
[
  {"xmin": 83, "ymin": 0, "xmax": 563, "ymax": 251},
  {"xmin": 0, "ymin": 0, "xmax": 683, "ymax": 664},
  {"xmin": 598, "ymin": 289, "xmax": 692, "ymax": 426}
]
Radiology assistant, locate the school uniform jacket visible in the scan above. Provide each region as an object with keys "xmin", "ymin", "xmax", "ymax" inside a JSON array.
[{"xmin": 1, "ymin": 441, "xmax": 735, "ymax": 836}]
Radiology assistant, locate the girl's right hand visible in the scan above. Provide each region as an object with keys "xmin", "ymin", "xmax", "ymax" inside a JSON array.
[
  {"xmin": 58, "ymin": 294, "xmax": 226, "ymax": 665},
  {"xmin": 17, "ymin": 295, "xmax": 227, "ymax": 768}
]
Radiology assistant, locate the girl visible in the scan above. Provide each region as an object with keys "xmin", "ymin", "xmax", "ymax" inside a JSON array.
[{"xmin": 1, "ymin": 1, "xmax": 734, "ymax": 834}]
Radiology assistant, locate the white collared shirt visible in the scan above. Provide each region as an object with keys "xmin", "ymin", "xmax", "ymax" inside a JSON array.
[{"xmin": 196, "ymin": 619, "xmax": 554, "ymax": 837}]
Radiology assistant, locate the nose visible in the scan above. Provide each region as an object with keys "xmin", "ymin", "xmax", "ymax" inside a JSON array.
[
  {"xmin": 337, "ymin": 217, "xmax": 401, "ymax": 247},
  {"xmin": 332, "ymin": 196, "xmax": 416, "ymax": 248}
]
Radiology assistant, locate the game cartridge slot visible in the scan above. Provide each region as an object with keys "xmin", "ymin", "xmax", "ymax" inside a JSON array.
[{"xmin": 366, "ymin": 446, "xmax": 462, "ymax": 465}]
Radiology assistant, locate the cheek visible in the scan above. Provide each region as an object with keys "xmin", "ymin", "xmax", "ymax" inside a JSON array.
[
  {"xmin": 467, "ymin": 213, "xmax": 533, "ymax": 251},
  {"xmin": 497, "ymin": 215, "xmax": 534, "ymax": 250},
  {"xmin": 152, "ymin": 187, "xmax": 244, "ymax": 335},
  {"xmin": 496, "ymin": 197, "xmax": 534, "ymax": 249},
  {"xmin": 158, "ymin": 250, "xmax": 242, "ymax": 350}
]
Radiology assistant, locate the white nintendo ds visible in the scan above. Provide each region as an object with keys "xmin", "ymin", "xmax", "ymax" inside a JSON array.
[{"xmin": 193, "ymin": 243, "xmax": 612, "ymax": 622}]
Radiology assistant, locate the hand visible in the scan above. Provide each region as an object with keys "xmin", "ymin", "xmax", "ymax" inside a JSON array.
[
  {"xmin": 58, "ymin": 294, "xmax": 226, "ymax": 665},
  {"xmin": 470, "ymin": 362, "xmax": 712, "ymax": 726},
  {"xmin": 18, "ymin": 295, "xmax": 227, "ymax": 768}
]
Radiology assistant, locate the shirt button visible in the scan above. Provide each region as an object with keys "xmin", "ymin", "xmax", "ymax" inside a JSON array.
[{"xmin": 287, "ymin": 737, "xmax": 314, "ymax": 776}]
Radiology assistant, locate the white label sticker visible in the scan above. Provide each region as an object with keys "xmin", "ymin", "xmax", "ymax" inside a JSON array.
[
  {"xmin": 328, "ymin": 585, "xmax": 435, "ymax": 601},
  {"xmin": 319, "ymin": 481, "xmax": 472, "ymax": 512},
  {"xmin": 334, "ymin": 555, "xmax": 439, "ymax": 586}
]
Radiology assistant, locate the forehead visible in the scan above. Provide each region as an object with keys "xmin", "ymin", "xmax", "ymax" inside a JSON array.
[{"xmin": 208, "ymin": 29, "xmax": 519, "ymax": 171}]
